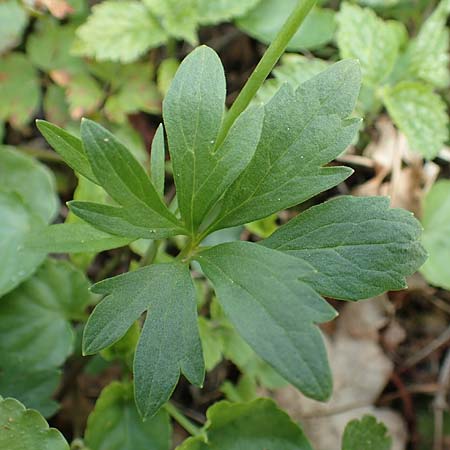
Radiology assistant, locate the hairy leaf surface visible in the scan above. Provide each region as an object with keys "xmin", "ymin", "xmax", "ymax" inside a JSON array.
[{"xmin": 342, "ymin": 415, "xmax": 391, "ymax": 450}]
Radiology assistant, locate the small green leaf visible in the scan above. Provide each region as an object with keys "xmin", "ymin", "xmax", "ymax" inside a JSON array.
[
  {"xmin": 0, "ymin": 191, "xmax": 46, "ymax": 297},
  {"xmin": 0, "ymin": 397, "xmax": 69, "ymax": 450},
  {"xmin": 164, "ymin": 46, "xmax": 263, "ymax": 231},
  {"xmin": 157, "ymin": 58, "xmax": 179, "ymax": 97},
  {"xmin": 43, "ymin": 85, "xmax": 72, "ymax": 127},
  {"xmin": 197, "ymin": 0, "xmax": 260, "ymax": 24},
  {"xmin": 0, "ymin": 146, "xmax": 59, "ymax": 222},
  {"xmin": 76, "ymin": 0, "xmax": 167, "ymax": 63},
  {"xmin": 382, "ymin": 82, "xmax": 448, "ymax": 158},
  {"xmin": 263, "ymin": 196, "xmax": 426, "ymax": 301},
  {"xmin": 237, "ymin": 2, "xmax": 336, "ymax": 51},
  {"xmin": 36, "ymin": 120, "xmax": 98, "ymax": 183},
  {"xmin": 420, "ymin": 180, "xmax": 450, "ymax": 289},
  {"xmin": 0, "ymin": 53, "xmax": 41, "ymax": 128},
  {"xmin": 179, "ymin": 399, "xmax": 313, "ymax": 450},
  {"xmin": 212, "ymin": 60, "xmax": 361, "ymax": 230},
  {"xmin": 196, "ymin": 242, "xmax": 337, "ymax": 401},
  {"xmin": 336, "ymin": 3, "xmax": 406, "ymax": 86},
  {"xmin": 85, "ymin": 381, "xmax": 171, "ymax": 450},
  {"xmin": 151, "ymin": 124, "xmax": 166, "ymax": 197},
  {"xmin": 26, "ymin": 223, "xmax": 132, "ymax": 253},
  {"xmin": 342, "ymin": 415, "xmax": 392, "ymax": 450},
  {"xmin": 0, "ymin": 0, "xmax": 28, "ymax": 55},
  {"xmin": 66, "ymin": 73, "xmax": 104, "ymax": 120},
  {"xmin": 0, "ymin": 259, "xmax": 91, "ymax": 370},
  {"xmin": 83, "ymin": 262, "xmax": 204, "ymax": 418}
]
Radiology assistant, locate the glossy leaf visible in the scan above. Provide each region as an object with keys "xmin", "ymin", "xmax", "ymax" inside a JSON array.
[
  {"xmin": 382, "ymin": 82, "xmax": 449, "ymax": 158},
  {"xmin": 179, "ymin": 399, "xmax": 313, "ymax": 450},
  {"xmin": 164, "ymin": 46, "xmax": 264, "ymax": 231},
  {"xmin": 85, "ymin": 382, "xmax": 171, "ymax": 450},
  {"xmin": 0, "ymin": 259, "xmax": 90, "ymax": 370},
  {"xmin": 420, "ymin": 180, "xmax": 450, "ymax": 289},
  {"xmin": 342, "ymin": 415, "xmax": 391, "ymax": 450},
  {"xmin": 83, "ymin": 262, "xmax": 204, "ymax": 418},
  {"xmin": 196, "ymin": 242, "xmax": 337, "ymax": 401},
  {"xmin": 211, "ymin": 60, "xmax": 361, "ymax": 230},
  {"xmin": 0, "ymin": 397, "xmax": 69, "ymax": 450},
  {"xmin": 263, "ymin": 196, "xmax": 426, "ymax": 301}
]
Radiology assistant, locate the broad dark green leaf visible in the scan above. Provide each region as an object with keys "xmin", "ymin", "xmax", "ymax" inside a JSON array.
[
  {"xmin": 26, "ymin": 223, "xmax": 132, "ymax": 253},
  {"xmin": 196, "ymin": 241, "xmax": 336, "ymax": 401},
  {"xmin": 83, "ymin": 262, "xmax": 204, "ymax": 418},
  {"xmin": 36, "ymin": 120, "xmax": 98, "ymax": 183},
  {"xmin": 0, "ymin": 397, "xmax": 69, "ymax": 450},
  {"xmin": 342, "ymin": 415, "xmax": 391, "ymax": 450},
  {"xmin": 0, "ymin": 190, "xmax": 46, "ymax": 297},
  {"xmin": 85, "ymin": 382, "xmax": 171, "ymax": 450},
  {"xmin": 151, "ymin": 124, "xmax": 166, "ymax": 197},
  {"xmin": 179, "ymin": 399, "xmax": 313, "ymax": 450},
  {"xmin": 0, "ymin": 259, "xmax": 90, "ymax": 370},
  {"xmin": 263, "ymin": 196, "xmax": 426, "ymax": 301},
  {"xmin": 211, "ymin": 60, "xmax": 361, "ymax": 230},
  {"xmin": 163, "ymin": 45, "xmax": 264, "ymax": 232}
]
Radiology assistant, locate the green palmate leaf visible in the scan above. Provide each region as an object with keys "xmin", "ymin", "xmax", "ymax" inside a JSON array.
[
  {"xmin": 0, "ymin": 259, "xmax": 90, "ymax": 370},
  {"xmin": 399, "ymin": 0, "xmax": 450, "ymax": 89},
  {"xmin": 83, "ymin": 262, "xmax": 204, "ymax": 418},
  {"xmin": 211, "ymin": 60, "xmax": 361, "ymax": 231},
  {"xmin": 0, "ymin": 355, "xmax": 60, "ymax": 418},
  {"xmin": 0, "ymin": 146, "xmax": 59, "ymax": 222},
  {"xmin": 0, "ymin": 191, "xmax": 46, "ymax": 297},
  {"xmin": 0, "ymin": 0, "xmax": 28, "ymax": 55},
  {"xmin": 420, "ymin": 180, "xmax": 450, "ymax": 289},
  {"xmin": 382, "ymin": 82, "xmax": 449, "ymax": 158},
  {"xmin": 336, "ymin": 3, "xmax": 406, "ymax": 86},
  {"xmin": 151, "ymin": 124, "xmax": 166, "ymax": 197},
  {"xmin": 256, "ymin": 54, "xmax": 329, "ymax": 104},
  {"xmin": 263, "ymin": 196, "xmax": 426, "ymax": 301},
  {"xmin": 85, "ymin": 382, "xmax": 171, "ymax": 450},
  {"xmin": 0, "ymin": 397, "xmax": 69, "ymax": 450},
  {"xmin": 36, "ymin": 120, "xmax": 98, "ymax": 183},
  {"xmin": 163, "ymin": 46, "xmax": 264, "ymax": 232},
  {"xmin": 342, "ymin": 415, "xmax": 392, "ymax": 450},
  {"xmin": 195, "ymin": 242, "xmax": 337, "ymax": 401},
  {"xmin": 75, "ymin": 0, "xmax": 167, "ymax": 63},
  {"xmin": 0, "ymin": 53, "xmax": 41, "ymax": 128},
  {"xmin": 179, "ymin": 399, "xmax": 313, "ymax": 450},
  {"xmin": 26, "ymin": 223, "xmax": 132, "ymax": 253},
  {"xmin": 237, "ymin": 2, "xmax": 336, "ymax": 51}
]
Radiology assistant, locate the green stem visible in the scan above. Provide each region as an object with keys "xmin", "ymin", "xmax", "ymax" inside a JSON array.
[
  {"xmin": 139, "ymin": 240, "xmax": 161, "ymax": 267},
  {"xmin": 215, "ymin": 0, "xmax": 317, "ymax": 147},
  {"xmin": 164, "ymin": 402, "xmax": 202, "ymax": 436}
]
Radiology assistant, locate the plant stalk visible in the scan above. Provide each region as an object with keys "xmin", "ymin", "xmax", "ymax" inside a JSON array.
[
  {"xmin": 215, "ymin": 0, "xmax": 317, "ymax": 147},
  {"xmin": 164, "ymin": 402, "xmax": 202, "ymax": 436}
]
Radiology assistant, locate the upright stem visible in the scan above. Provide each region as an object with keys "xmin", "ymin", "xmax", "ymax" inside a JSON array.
[
  {"xmin": 215, "ymin": 0, "xmax": 317, "ymax": 147},
  {"xmin": 164, "ymin": 402, "xmax": 202, "ymax": 436}
]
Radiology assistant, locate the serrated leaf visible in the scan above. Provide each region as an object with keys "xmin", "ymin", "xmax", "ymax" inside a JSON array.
[
  {"xmin": 0, "ymin": 191, "xmax": 46, "ymax": 297},
  {"xmin": 151, "ymin": 124, "xmax": 166, "ymax": 197},
  {"xmin": 197, "ymin": 0, "xmax": 260, "ymax": 24},
  {"xmin": 211, "ymin": 60, "xmax": 361, "ymax": 230},
  {"xmin": 26, "ymin": 223, "xmax": 132, "ymax": 253},
  {"xmin": 163, "ymin": 46, "xmax": 264, "ymax": 232},
  {"xmin": 382, "ymin": 81, "xmax": 448, "ymax": 158},
  {"xmin": 36, "ymin": 120, "xmax": 98, "ymax": 183},
  {"xmin": 76, "ymin": 0, "xmax": 167, "ymax": 63},
  {"xmin": 399, "ymin": 0, "xmax": 450, "ymax": 88},
  {"xmin": 83, "ymin": 262, "xmax": 204, "ymax": 418},
  {"xmin": 85, "ymin": 382, "xmax": 171, "ymax": 450},
  {"xmin": 0, "ymin": 0, "xmax": 28, "ymax": 55},
  {"xmin": 0, "ymin": 397, "xmax": 69, "ymax": 450},
  {"xmin": 0, "ymin": 259, "xmax": 90, "ymax": 369},
  {"xmin": 336, "ymin": 3, "xmax": 406, "ymax": 86},
  {"xmin": 263, "ymin": 196, "xmax": 426, "ymax": 301},
  {"xmin": 0, "ymin": 53, "xmax": 41, "ymax": 128},
  {"xmin": 342, "ymin": 415, "xmax": 392, "ymax": 450},
  {"xmin": 195, "ymin": 242, "xmax": 337, "ymax": 401},
  {"xmin": 237, "ymin": 2, "xmax": 336, "ymax": 51},
  {"xmin": 0, "ymin": 146, "xmax": 59, "ymax": 222},
  {"xmin": 0, "ymin": 355, "xmax": 59, "ymax": 418},
  {"xmin": 420, "ymin": 180, "xmax": 450, "ymax": 289},
  {"xmin": 179, "ymin": 399, "xmax": 313, "ymax": 450}
]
